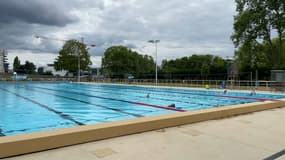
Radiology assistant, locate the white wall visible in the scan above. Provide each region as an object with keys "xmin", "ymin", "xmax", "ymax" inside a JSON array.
[{"xmin": 43, "ymin": 66, "xmax": 67, "ymax": 77}]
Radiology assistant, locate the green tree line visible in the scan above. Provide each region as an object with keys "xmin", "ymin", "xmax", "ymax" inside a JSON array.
[
  {"xmin": 161, "ymin": 54, "xmax": 227, "ymax": 75},
  {"xmin": 101, "ymin": 46, "xmax": 228, "ymax": 79}
]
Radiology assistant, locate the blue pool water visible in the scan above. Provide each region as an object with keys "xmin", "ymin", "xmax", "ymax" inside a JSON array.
[{"xmin": 0, "ymin": 82, "xmax": 284, "ymax": 136}]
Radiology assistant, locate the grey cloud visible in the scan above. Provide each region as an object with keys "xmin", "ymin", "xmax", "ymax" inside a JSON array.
[
  {"xmin": 0, "ymin": 22, "xmax": 61, "ymax": 53},
  {"xmin": 0, "ymin": 0, "xmax": 78, "ymax": 26},
  {"xmin": 125, "ymin": 43, "xmax": 137, "ymax": 49},
  {"xmin": 0, "ymin": 0, "xmax": 236, "ymax": 66},
  {"xmin": 86, "ymin": 0, "xmax": 235, "ymax": 57}
]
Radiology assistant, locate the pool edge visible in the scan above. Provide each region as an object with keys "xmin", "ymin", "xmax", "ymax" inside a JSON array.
[{"xmin": 1, "ymin": 99, "xmax": 285, "ymax": 158}]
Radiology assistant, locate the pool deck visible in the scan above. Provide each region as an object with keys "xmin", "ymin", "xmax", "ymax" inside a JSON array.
[{"xmin": 4, "ymin": 106, "xmax": 285, "ymax": 160}]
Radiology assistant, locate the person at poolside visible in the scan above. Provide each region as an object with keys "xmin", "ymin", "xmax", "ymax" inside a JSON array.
[
  {"xmin": 205, "ymin": 84, "xmax": 210, "ymax": 90},
  {"xmin": 249, "ymin": 89, "xmax": 256, "ymax": 96},
  {"xmin": 220, "ymin": 81, "xmax": 226, "ymax": 89}
]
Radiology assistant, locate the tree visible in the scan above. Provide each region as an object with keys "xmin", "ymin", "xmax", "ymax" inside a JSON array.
[
  {"xmin": 211, "ymin": 56, "xmax": 227, "ymax": 74},
  {"xmin": 13, "ymin": 60, "xmax": 36, "ymax": 74},
  {"xmin": 235, "ymin": 37, "xmax": 285, "ymax": 79},
  {"xmin": 13, "ymin": 57, "xmax": 36, "ymax": 74},
  {"xmin": 201, "ymin": 63, "xmax": 210, "ymax": 76},
  {"xmin": 13, "ymin": 56, "xmax": 21, "ymax": 72},
  {"xmin": 54, "ymin": 40, "xmax": 92, "ymax": 73},
  {"xmin": 232, "ymin": 0, "xmax": 285, "ymax": 69},
  {"xmin": 23, "ymin": 61, "xmax": 36, "ymax": 74},
  {"xmin": 102, "ymin": 46, "xmax": 155, "ymax": 76},
  {"xmin": 161, "ymin": 54, "xmax": 227, "ymax": 76}
]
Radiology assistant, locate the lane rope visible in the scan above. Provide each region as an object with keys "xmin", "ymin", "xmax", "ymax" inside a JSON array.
[
  {"xmin": 27, "ymin": 87, "xmax": 145, "ymax": 118},
  {"xmin": 85, "ymin": 84, "xmax": 279, "ymax": 102},
  {"xmin": 32, "ymin": 86, "xmax": 187, "ymax": 112},
  {"xmin": 0, "ymin": 87, "xmax": 84, "ymax": 126}
]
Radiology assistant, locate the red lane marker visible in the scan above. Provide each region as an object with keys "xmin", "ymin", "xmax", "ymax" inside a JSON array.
[
  {"xmin": 216, "ymin": 95, "xmax": 280, "ymax": 101},
  {"xmin": 132, "ymin": 102, "xmax": 187, "ymax": 112}
]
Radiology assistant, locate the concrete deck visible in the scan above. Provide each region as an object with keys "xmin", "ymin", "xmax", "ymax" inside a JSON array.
[{"xmin": 4, "ymin": 107, "xmax": 285, "ymax": 160}]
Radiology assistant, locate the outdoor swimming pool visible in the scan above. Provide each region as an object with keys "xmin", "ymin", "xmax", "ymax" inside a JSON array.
[{"xmin": 0, "ymin": 82, "xmax": 285, "ymax": 136}]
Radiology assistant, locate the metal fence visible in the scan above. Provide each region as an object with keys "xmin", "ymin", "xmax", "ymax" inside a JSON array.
[
  {"xmin": 90, "ymin": 78, "xmax": 285, "ymax": 92},
  {"xmin": 0, "ymin": 74, "xmax": 285, "ymax": 92}
]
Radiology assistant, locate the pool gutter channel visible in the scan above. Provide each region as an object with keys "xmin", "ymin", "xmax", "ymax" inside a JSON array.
[
  {"xmin": 76, "ymin": 85, "xmax": 232, "ymax": 107},
  {"xmin": 1, "ymin": 98, "xmax": 285, "ymax": 158},
  {"xmin": 31, "ymin": 86, "xmax": 186, "ymax": 112}
]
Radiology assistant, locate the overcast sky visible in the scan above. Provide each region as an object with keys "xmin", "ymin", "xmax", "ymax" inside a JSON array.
[{"xmin": 0, "ymin": 0, "xmax": 236, "ymax": 68}]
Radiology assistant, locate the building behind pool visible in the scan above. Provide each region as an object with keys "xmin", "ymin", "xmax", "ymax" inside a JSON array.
[
  {"xmin": 271, "ymin": 70, "xmax": 285, "ymax": 82},
  {"xmin": 0, "ymin": 49, "xmax": 9, "ymax": 74}
]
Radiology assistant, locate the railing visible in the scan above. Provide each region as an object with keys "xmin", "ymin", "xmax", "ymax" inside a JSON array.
[
  {"xmin": 0, "ymin": 74, "xmax": 284, "ymax": 92},
  {"xmin": 90, "ymin": 79, "xmax": 285, "ymax": 92},
  {"xmin": 0, "ymin": 74, "xmax": 80, "ymax": 82}
]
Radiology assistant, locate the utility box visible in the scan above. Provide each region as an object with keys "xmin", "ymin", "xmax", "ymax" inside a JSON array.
[{"xmin": 271, "ymin": 70, "xmax": 285, "ymax": 82}]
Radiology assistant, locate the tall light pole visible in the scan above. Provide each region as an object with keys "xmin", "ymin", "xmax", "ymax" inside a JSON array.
[
  {"xmin": 148, "ymin": 40, "xmax": 160, "ymax": 85},
  {"xmin": 78, "ymin": 37, "xmax": 83, "ymax": 83},
  {"xmin": 77, "ymin": 37, "xmax": 95, "ymax": 83}
]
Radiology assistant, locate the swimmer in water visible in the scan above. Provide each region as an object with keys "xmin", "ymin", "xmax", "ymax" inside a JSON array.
[
  {"xmin": 146, "ymin": 93, "xmax": 150, "ymax": 98},
  {"xmin": 223, "ymin": 89, "xmax": 227, "ymax": 94},
  {"xmin": 168, "ymin": 104, "xmax": 176, "ymax": 108}
]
